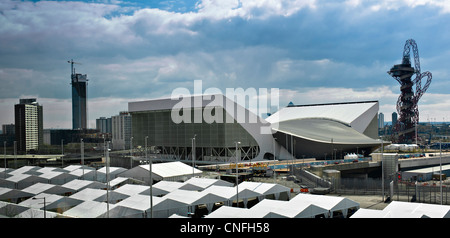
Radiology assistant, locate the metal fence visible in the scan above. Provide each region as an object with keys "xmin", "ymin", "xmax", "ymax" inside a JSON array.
[{"xmin": 330, "ymin": 177, "xmax": 450, "ymax": 205}]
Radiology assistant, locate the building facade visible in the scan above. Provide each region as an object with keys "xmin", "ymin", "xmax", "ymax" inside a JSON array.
[
  {"xmin": 14, "ymin": 98, "xmax": 43, "ymax": 152},
  {"xmin": 96, "ymin": 117, "xmax": 111, "ymax": 134},
  {"xmin": 72, "ymin": 73, "xmax": 88, "ymax": 130},
  {"xmin": 112, "ymin": 112, "xmax": 132, "ymax": 150},
  {"xmin": 128, "ymin": 94, "xmax": 279, "ymax": 162},
  {"xmin": 129, "ymin": 95, "xmax": 382, "ymax": 162}
]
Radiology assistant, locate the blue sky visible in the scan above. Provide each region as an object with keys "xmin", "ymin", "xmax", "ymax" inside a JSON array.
[{"xmin": 1, "ymin": 0, "xmax": 450, "ymax": 128}]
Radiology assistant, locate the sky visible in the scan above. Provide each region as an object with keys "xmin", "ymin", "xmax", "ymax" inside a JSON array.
[{"xmin": 1, "ymin": 0, "xmax": 450, "ymax": 129}]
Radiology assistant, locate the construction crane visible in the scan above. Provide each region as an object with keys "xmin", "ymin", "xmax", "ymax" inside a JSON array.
[
  {"xmin": 67, "ymin": 59, "xmax": 81, "ymax": 75},
  {"xmin": 388, "ymin": 39, "xmax": 432, "ymax": 144}
]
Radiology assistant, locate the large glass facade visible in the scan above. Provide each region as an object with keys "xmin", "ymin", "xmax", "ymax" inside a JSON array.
[{"xmin": 131, "ymin": 106, "xmax": 259, "ymax": 161}]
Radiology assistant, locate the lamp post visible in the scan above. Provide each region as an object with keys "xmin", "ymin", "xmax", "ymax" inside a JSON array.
[
  {"xmin": 145, "ymin": 136, "xmax": 153, "ymax": 218},
  {"xmin": 130, "ymin": 137, "xmax": 133, "ymax": 169},
  {"xmin": 3, "ymin": 141, "xmax": 6, "ymax": 179},
  {"xmin": 380, "ymin": 136, "xmax": 384, "ymax": 202},
  {"xmin": 440, "ymin": 139, "xmax": 443, "ymax": 204},
  {"xmin": 61, "ymin": 139, "xmax": 64, "ymax": 167},
  {"xmin": 235, "ymin": 141, "xmax": 241, "ymax": 207},
  {"xmin": 32, "ymin": 197, "xmax": 46, "ymax": 218},
  {"xmin": 106, "ymin": 141, "xmax": 110, "ymax": 218},
  {"xmin": 81, "ymin": 138, "xmax": 84, "ymax": 180},
  {"xmin": 192, "ymin": 134, "xmax": 196, "ymax": 177}
]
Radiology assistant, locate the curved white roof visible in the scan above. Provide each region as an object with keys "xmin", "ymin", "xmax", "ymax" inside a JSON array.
[{"xmin": 267, "ymin": 101, "xmax": 378, "ymax": 135}]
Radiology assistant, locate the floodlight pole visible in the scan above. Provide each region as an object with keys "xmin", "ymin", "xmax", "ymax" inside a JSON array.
[
  {"xmin": 33, "ymin": 197, "xmax": 46, "ymax": 218},
  {"xmin": 106, "ymin": 141, "xmax": 110, "ymax": 218},
  {"xmin": 130, "ymin": 137, "xmax": 133, "ymax": 169},
  {"xmin": 440, "ymin": 139, "xmax": 443, "ymax": 205},
  {"xmin": 192, "ymin": 134, "xmax": 196, "ymax": 177},
  {"xmin": 146, "ymin": 136, "xmax": 153, "ymax": 218},
  {"xmin": 81, "ymin": 138, "xmax": 84, "ymax": 180},
  {"xmin": 380, "ymin": 136, "xmax": 384, "ymax": 202},
  {"xmin": 3, "ymin": 141, "xmax": 6, "ymax": 179},
  {"xmin": 235, "ymin": 141, "xmax": 241, "ymax": 207}
]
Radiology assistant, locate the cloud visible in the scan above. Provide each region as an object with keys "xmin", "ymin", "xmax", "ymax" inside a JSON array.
[{"xmin": 1, "ymin": 0, "xmax": 450, "ymax": 128}]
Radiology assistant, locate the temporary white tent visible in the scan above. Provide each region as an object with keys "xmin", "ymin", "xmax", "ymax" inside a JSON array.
[
  {"xmin": 385, "ymin": 201, "xmax": 450, "ymax": 218},
  {"xmin": 350, "ymin": 208, "xmax": 389, "ymax": 218},
  {"xmin": 14, "ymin": 207, "xmax": 60, "ymax": 218},
  {"xmin": 250, "ymin": 199, "xmax": 328, "ymax": 218},
  {"xmin": 63, "ymin": 200, "xmax": 117, "ymax": 218},
  {"xmin": 62, "ymin": 179, "xmax": 106, "ymax": 193},
  {"xmin": 44, "ymin": 196, "xmax": 84, "ymax": 213},
  {"xmin": 0, "ymin": 187, "xmax": 34, "ymax": 203},
  {"xmin": 150, "ymin": 180, "xmax": 184, "ymax": 196},
  {"xmin": 106, "ymin": 194, "xmax": 189, "ymax": 218},
  {"xmin": 7, "ymin": 166, "xmax": 40, "ymax": 176},
  {"xmin": 290, "ymin": 194, "xmax": 360, "ymax": 218},
  {"xmin": 179, "ymin": 177, "xmax": 233, "ymax": 191},
  {"xmin": 118, "ymin": 161, "xmax": 202, "ymax": 184},
  {"xmin": 238, "ymin": 181, "xmax": 291, "ymax": 201},
  {"xmin": 69, "ymin": 188, "xmax": 129, "ymax": 204},
  {"xmin": 352, "ymin": 201, "xmax": 450, "ymax": 218},
  {"xmin": 19, "ymin": 193, "xmax": 63, "ymax": 210},
  {"xmin": 113, "ymin": 184, "xmax": 149, "ymax": 196},
  {"xmin": 204, "ymin": 206, "xmax": 250, "ymax": 218},
  {"xmin": 0, "ymin": 201, "xmax": 32, "ymax": 217},
  {"xmin": 4, "ymin": 174, "xmax": 48, "ymax": 189},
  {"xmin": 38, "ymin": 171, "xmax": 78, "ymax": 185},
  {"xmin": 201, "ymin": 185, "xmax": 261, "ymax": 208},
  {"xmin": 95, "ymin": 166, "xmax": 128, "ymax": 183},
  {"xmin": 21, "ymin": 182, "xmax": 76, "ymax": 196}
]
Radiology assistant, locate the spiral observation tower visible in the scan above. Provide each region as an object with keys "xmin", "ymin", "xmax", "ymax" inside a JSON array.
[{"xmin": 388, "ymin": 39, "xmax": 432, "ymax": 144}]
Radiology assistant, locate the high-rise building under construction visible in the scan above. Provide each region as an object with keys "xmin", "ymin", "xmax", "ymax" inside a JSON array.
[{"xmin": 69, "ymin": 60, "xmax": 88, "ymax": 130}]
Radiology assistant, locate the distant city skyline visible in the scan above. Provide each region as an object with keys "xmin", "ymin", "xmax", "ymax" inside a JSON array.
[{"xmin": 1, "ymin": 0, "xmax": 450, "ymax": 129}]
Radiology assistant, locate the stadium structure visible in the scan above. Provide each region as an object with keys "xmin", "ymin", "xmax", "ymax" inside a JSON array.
[{"xmin": 128, "ymin": 94, "xmax": 382, "ymax": 162}]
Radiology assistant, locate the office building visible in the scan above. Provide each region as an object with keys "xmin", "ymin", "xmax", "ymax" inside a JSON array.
[
  {"xmin": 378, "ymin": 112, "xmax": 384, "ymax": 129},
  {"xmin": 72, "ymin": 72, "xmax": 88, "ymax": 130},
  {"xmin": 392, "ymin": 112, "xmax": 398, "ymax": 126},
  {"xmin": 112, "ymin": 112, "xmax": 132, "ymax": 150},
  {"xmin": 14, "ymin": 98, "xmax": 43, "ymax": 152},
  {"xmin": 96, "ymin": 117, "xmax": 112, "ymax": 134}
]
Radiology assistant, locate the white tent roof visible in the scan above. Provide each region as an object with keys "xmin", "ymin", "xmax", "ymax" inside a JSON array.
[
  {"xmin": 250, "ymin": 199, "xmax": 328, "ymax": 218},
  {"xmin": 383, "ymin": 201, "xmax": 450, "ymax": 218},
  {"xmin": 0, "ymin": 187, "xmax": 34, "ymax": 201},
  {"xmin": 113, "ymin": 184, "xmax": 149, "ymax": 196},
  {"xmin": 163, "ymin": 189, "xmax": 204, "ymax": 205},
  {"xmin": 69, "ymin": 188, "xmax": 129, "ymax": 204},
  {"xmin": 109, "ymin": 177, "xmax": 130, "ymax": 188},
  {"xmin": 151, "ymin": 180, "xmax": 184, "ymax": 195},
  {"xmin": 63, "ymin": 165, "xmax": 94, "ymax": 172},
  {"xmin": 44, "ymin": 196, "xmax": 84, "ymax": 213},
  {"xmin": 290, "ymin": 194, "xmax": 360, "ymax": 214},
  {"xmin": 0, "ymin": 201, "xmax": 32, "ymax": 217},
  {"xmin": 142, "ymin": 161, "xmax": 202, "ymax": 180},
  {"xmin": 267, "ymin": 101, "xmax": 377, "ymax": 126},
  {"xmin": 14, "ymin": 207, "xmax": 60, "ymax": 218},
  {"xmin": 205, "ymin": 206, "xmax": 250, "ymax": 218},
  {"xmin": 21, "ymin": 182, "xmax": 76, "ymax": 196},
  {"xmin": 63, "ymin": 200, "xmax": 117, "ymax": 218},
  {"xmin": 179, "ymin": 177, "xmax": 233, "ymax": 191},
  {"xmin": 19, "ymin": 193, "xmax": 63, "ymax": 209},
  {"xmin": 36, "ymin": 167, "xmax": 68, "ymax": 174},
  {"xmin": 238, "ymin": 181, "xmax": 290, "ymax": 197},
  {"xmin": 62, "ymin": 179, "xmax": 106, "ymax": 192},
  {"xmin": 350, "ymin": 208, "xmax": 389, "ymax": 218},
  {"xmin": 7, "ymin": 166, "xmax": 40, "ymax": 176}
]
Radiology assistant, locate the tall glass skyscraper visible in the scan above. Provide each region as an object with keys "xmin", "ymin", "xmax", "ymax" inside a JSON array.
[{"xmin": 70, "ymin": 63, "xmax": 88, "ymax": 130}]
